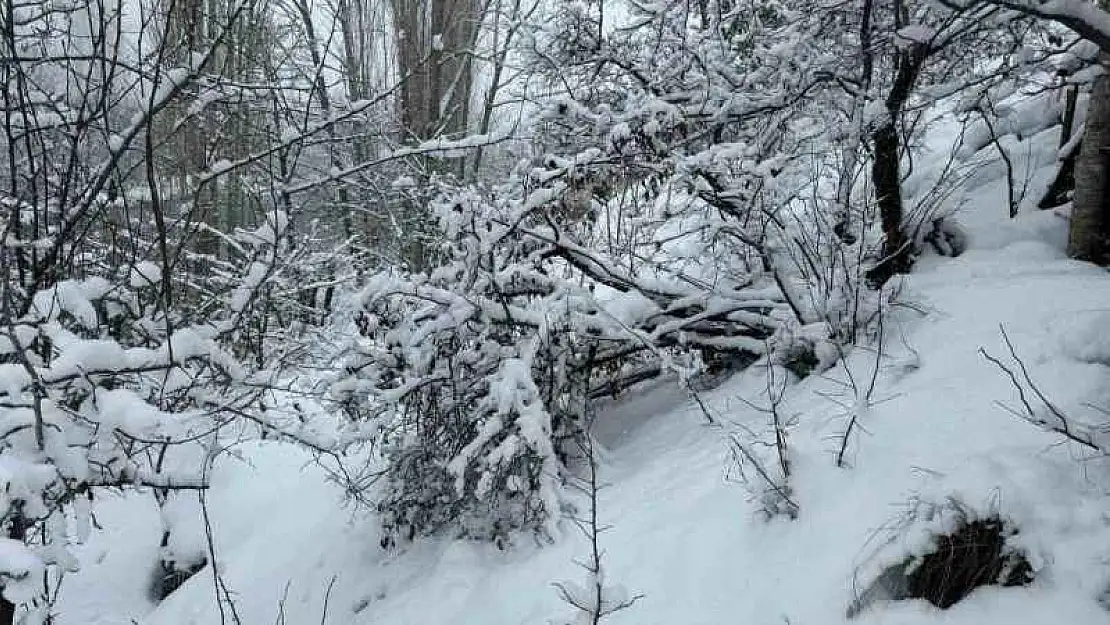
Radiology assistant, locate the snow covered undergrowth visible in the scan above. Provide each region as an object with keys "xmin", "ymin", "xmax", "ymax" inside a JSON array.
[
  {"xmin": 54, "ymin": 211, "xmax": 1110, "ymax": 625},
  {"xmin": 57, "ymin": 133, "xmax": 1110, "ymax": 625}
]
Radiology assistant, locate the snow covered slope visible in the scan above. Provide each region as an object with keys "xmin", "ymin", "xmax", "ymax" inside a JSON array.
[{"xmin": 57, "ymin": 119, "xmax": 1110, "ymax": 625}]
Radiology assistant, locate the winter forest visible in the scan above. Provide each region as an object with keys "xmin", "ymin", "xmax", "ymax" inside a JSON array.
[{"xmin": 0, "ymin": 0, "xmax": 1110, "ymax": 621}]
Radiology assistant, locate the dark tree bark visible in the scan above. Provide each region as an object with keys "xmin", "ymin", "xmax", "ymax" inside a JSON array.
[
  {"xmin": 868, "ymin": 122, "xmax": 913, "ymax": 286},
  {"xmin": 386, "ymin": 0, "xmax": 484, "ymax": 269},
  {"xmin": 1038, "ymin": 84, "xmax": 1080, "ymax": 210},
  {"xmin": 1068, "ymin": 54, "xmax": 1110, "ymax": 264},
  {"xmin": 866, "ymin": 41, "xmax": 929, "ymax": 286},
  {"xmin": 390, "ymin": 0, "xmax": 483, "ymax": 141}
]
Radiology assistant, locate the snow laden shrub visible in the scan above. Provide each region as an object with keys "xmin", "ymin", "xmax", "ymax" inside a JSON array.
[
  {"xmin": 848, "ymin": 498, "xmax": 1034, "ymax": 617},
  {"xmin": 525, "ymin": 0, "xmax": 887, "ymax": 354},
  {"xmin": 0, "ymin": 280, "xmax": 242, "ymax": 618},
  {"xmin": 334, "ymin": 0, "xmax": 914, "ymax": 543},
  {"xmin": 335, "ymin": 160, "xmax": 821, "ymax": 542},
  {"xmin": 187, "ymin": 211, "xmax": 349, "ymax": 371},
  {"xmin": 338, "ymin": 188, "xmax": 610, "ymax": 544},
  {"xmin": 0, "ymin": 212, "xmax": 304, "ymax": 618}
]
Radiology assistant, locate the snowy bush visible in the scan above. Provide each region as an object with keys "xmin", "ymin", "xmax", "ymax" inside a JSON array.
[
  {"xmin": 338, "ymin": 188, "xmax": 618, "ymax": 542},
  {"xmin": 332, "ymin": 1, "xmax": 897, "ymax": 541},
  {"xmin": 848, "ymin": 498, "xmax": 1034, "ymax": 617},
  {"xmin": 0, "ymin": 205, "xmax": 337, "ymax": 618}
]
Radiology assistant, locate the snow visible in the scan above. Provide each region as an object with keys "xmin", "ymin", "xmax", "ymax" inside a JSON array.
[
  {"xmin": 129, "ymin": 262, "xmax": 162, "ymax": 288},
  {"xmin": 1032, "ymin": 0, "xmax": 1110, "ymax": 50},
  {"xmin": 53, "ymin": 492, "xmax": 161, "ymax": 625},
  {"xmin": 957, "ymin": 89, "xmax": 1063, "ymax": 159},
  {"xmin": 47, "ymin": 199, "xmax": 1110, "ymax": 625},
  {"xmin": 598, "ymin": 289, "xmax": 660, "ymax": 326},
  {"xmin": 44, "ymin": 67, "xmax": 1110, "ymax": 625},
  {"xmin": 153, "ymin": 68, "xmax": 191, "ymax": 104},
  {"xmin": 279, "ymin": 126, "xmax": 301, "ymax": 143},
  {"xmin": 30, "ymin": 280, "xmax": 103, "ymax": 329},
  {"xmin": 896, "ymin": 24, "xmax": 937, "ymax": 46},
  {"xmin": 0, "ymin": 539, "xmax": 44, "ymax": 605},
  {"xmin": 92, "ymin": 388, "xmax": 171, "ymax": 439},
  {"xmin": 208, "ymin": 159, "xmax": 233, "ymax": 175},
  {"xmin": 0, "ymin": 364, "xmax": 32, "ymax": 400}
]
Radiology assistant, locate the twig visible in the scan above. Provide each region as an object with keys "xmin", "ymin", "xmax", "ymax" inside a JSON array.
[
  {"xmin": 320, "ymin": 575, "xmax": 337, "ymax": 625},
  {"xmin": 553, "ymin": 407, "xmax": 643, "ymax": 623},
  {"xmin": 980, "ymin": 324, "xmax": 1101, "ymax": 452},
  {"xmin": 199, "ymin": 448, "xmax": 244, "ymax": 625},
  {"xmin": 729, "ymin": 433, "xmax": 800, "ymax": 518}
]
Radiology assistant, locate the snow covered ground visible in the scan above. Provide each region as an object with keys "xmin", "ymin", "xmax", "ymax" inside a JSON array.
[{"xmin": 52, "ymin": 110, "xmax": 1110, "ymax": 625}]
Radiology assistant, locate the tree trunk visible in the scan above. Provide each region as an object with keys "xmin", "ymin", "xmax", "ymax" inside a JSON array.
[
  {"xmin": 866, "ymin": 41, "xmax": 928, "ymax": 286},
  {"xmin": 0, "ymin": 583, "xmax": 11, "ymax": 624},
  {"xmin": 390, "ymin": 0, "xmax": 481, "ymax": 142},
  {"xmin": 1067, "ymin": 53, "xmax": 1110, "ymax": 264},
  {"xmin": 1039, "ymin": 84, "xmax": 1080, "ymax": 210},
  {"xmin": 834, "ymin": 0, "xmax": 875, "ymax": 244},
  {"xmin": 386, "ymin": 0, "xmax": 484, "ymax": 269},
  {"xmin": 867, "ymin": 121, "xmax": 913, "ymax": 286}
]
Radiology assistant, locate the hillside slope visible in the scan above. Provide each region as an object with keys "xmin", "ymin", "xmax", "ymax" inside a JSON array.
[{"xmin": 57, "ymin": 114, "xmax": 1110, "ymax": 625}]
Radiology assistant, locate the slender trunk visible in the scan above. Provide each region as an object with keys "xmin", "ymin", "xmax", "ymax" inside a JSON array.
[
  {"xmin": 835, "ymin": 0, "xmax": 875, "ymax": 243},
  {"xmin": 867, "ymin": 38, "xmax": 928, "ymax": 286},
  {"xmin": 975, "ymin": 104, "xmax": 1018, "ymax": 217},
  {"xmin": 868, "ymin": 122, "xmax": 912, "ymax": 285},
  {"xmin": 471, "ymin": 0, "xmax": 519, "ymax": 178},
  {"xmin": 1067, "ymin": 54, "xmax": 1110, "ymax": 264},
  {"xmin": 1039, "ymin": 84, "xmax": 1080, "ymax": 209}
]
